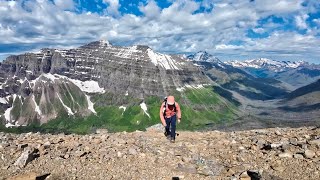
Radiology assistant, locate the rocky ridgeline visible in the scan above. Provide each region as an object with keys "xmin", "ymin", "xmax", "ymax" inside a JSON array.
[
  {"xmin": 0, "ymin": 40, "xmax": 210, "ymax": 126},
  {"xmin": 0, "ymin": 127, "xmax": 320, "ymax": 180}
]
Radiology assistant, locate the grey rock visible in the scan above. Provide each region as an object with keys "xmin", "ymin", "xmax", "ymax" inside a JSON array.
[
  {"xmin": 197, "ymin": 165, "xmax": 214, "ymax": 176},
  {"xmin": 304, "ymin": 150, "xmax": 315, "ymax": 158},
  {"xmin": 309, "ymin": 139, "xmax": 320, "ymax": 146},
  {"xmin": 128, "ymin": 148, "xmax": 138, "ymax": 155},
  {"xmin": 14, "ymin": 148, "xmax": 39, "ymax": 168},
  {"xmin": 289, "ymin": 138, "xmax": 298, "ymax": 145},
  {"xmin": 176, "ymin": 163, "xmax": 197, "ymax": 174},
  {"xmin": 96, "ymin": 129, "xmax": 108, "ymax": 134},
  {"xmin": 293, "ymin": 153, "xmax": 304, "ymax": 159},
  {"xmin": 17, "ymin": 144, "xmax": 28, "ymax": 150},
  {"xmin": 43, "ymin": 141, "xmax": 51, "ymax": 149},
  {"xmin": 278, "ymin": 152, "xmax": 292, "ymax": 158},
  {"xmin": 146, "ymin": 124, "xmax": 164, "ymax": 132}
]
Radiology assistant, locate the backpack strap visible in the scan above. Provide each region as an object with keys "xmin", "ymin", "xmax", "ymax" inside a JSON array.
[{"xmin": 163, "ymin": 100, "xmax": 176, "ymax": 118}]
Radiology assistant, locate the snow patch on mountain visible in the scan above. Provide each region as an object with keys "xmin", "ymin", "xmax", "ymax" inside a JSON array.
[
  {"xmin": 0, "ymin": 97, "xmax": 8, "ymax": 104},
  {"xmin": 85, "ymin": 95, "xmax": 96, "ymax": 114},
  {"xmin": 69, "ymin": 79, "xmax": 105, "ymax": 94},
  {"xmin": 57, "ymin": 93, "xmax": 74, "ymax": 116},
  {"xmin": 188, "ymin": 51, "xmax": 221, "ymax": 63},
  {"xmin": 176, "ymin": 84, "xmax": 209, "ymax": 92},
  {"xmin": 99, "ymin": 39, "xmax": 111, "ymax": 47},
  {"xmin": 226, "ymin": 58, "xmax": 309, "ymax": 72},
  {"xmin": 140, "ymin": 102, "xmax": 150, "ymax": 118},
  {"xmin": 4, "ymin": 94, "xmax": 17, "ymax": 127},
  {"xmin": 5, "ymin": 121, "xmax": 20, "ymax": 128},
  {"xmin": 32, "ymin": 95, "xmax": 42, "ymax": 116},
  {"xmin": 115, "ymin": 46, "xmax": 139, "ymax": 59},
  {"xmin": 53, "ymin": 74, "xmax": 105, "ymax": 93},
  {"xmin": 147, "ymin": 49, "xmax": 179, "ymax": 70}
]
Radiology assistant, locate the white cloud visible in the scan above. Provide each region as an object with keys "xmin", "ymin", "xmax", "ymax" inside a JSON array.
[
  {"xmin": 252, "ymin": 28, "xmax": 265, "ymax": 34},
  {"xmin": 295, "ymin": 14, "xmax": 309, "ymax": 29},
  {"xmin": 312, "ymin": 19, "xmax": 320, "ymax": 26},
  {"xmin": 254, "ymin": 0, "xmax": 303, "ymax": 14},
  {"xmin": 215, "ymin": 44, "xmax": 243, "ymax": 50},
  {"xmin": 54, "ymin": 0, "xmax": 75, "ymax": 10},
  {"xmin": 103, "ymin": 0, "xmax": 120, "ymax": 17},
  {"xmin": 0, "ymin": 0, "xmax": 320, "ymax": 63},
  {"xmin": 139, "ymin": 0, "xmax": 161, "ymax": 18}
]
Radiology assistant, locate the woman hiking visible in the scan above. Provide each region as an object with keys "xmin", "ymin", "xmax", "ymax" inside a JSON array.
[{"xmin": 160, "ymin": 96, "xmax": 181, "ymax": 143}]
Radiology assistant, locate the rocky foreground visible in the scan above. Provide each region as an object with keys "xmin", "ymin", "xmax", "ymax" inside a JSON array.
[{"xmin": 0, "ymin": 126, "xmax": 320, "ymax": 180}]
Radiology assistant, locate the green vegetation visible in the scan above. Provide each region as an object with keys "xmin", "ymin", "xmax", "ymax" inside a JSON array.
[
  {"xmin": 185, "ymin": 87, "xmax": 220, "ymax": 105},
  {"xmin": 0, "ymin": 86, "xmax": 238, "ymax": 134}
]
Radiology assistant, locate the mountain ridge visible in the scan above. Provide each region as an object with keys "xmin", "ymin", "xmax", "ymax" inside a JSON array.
[{"xmin": 0, "ymin": 41, "xmax": 238, "ymax": 132}]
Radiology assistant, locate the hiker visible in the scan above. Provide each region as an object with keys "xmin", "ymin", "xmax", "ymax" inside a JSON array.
[{"xmin": 160, "ymin": 96, "xmax": 181, "ymax": 143}]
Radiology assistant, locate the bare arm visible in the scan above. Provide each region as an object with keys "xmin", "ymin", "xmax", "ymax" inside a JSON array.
[
  {"xmin": 159, "ymin": 102, "xmax": 166, "ymax": 125},
  {"xmin": 176, "ymin": 102, "xmax": 181, "ymax": 120}
]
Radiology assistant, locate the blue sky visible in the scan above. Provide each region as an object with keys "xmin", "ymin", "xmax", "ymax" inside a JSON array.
[{"xmin": 0, "ymin": 0, "xmax": 320, "ymax": 63}]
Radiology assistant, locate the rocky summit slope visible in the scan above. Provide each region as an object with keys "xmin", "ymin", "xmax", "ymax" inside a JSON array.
[{"xmin": 1, "ymin": 126, "xmax": 320, "ymax": 180}]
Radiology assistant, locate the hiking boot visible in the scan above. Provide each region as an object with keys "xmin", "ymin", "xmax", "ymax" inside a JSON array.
[
  {"xmin": 170, "ymin": 137, "xmax": 175, "ymax": 143},
  {"xmin": 164, "ymin": 131, "xmax": 171, "ymax": 137},
  {"xmin": 167, "ymin": 135, "xmax": 171, "ymax": 140}
]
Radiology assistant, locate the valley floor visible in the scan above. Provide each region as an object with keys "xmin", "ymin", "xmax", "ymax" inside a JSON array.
[{"xmin": 0, "ymin": 127, "xmax": 320, "ymax": 180}]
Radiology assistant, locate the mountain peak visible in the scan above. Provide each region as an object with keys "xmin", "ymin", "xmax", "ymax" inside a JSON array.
[
  {"xmin": 80, "ymin": 39, "xmax": 112, "ymax": 49},
  {"xmin": 99, "ymin": 39, "xmax": 111, "ymax": 46},
  {"xmin": 226, "ymin": 58, "xmax": 310, "ymax": 72},
  {"xmin": 187, "ymin": 51, "xmax": 221, "ymax": 63}
]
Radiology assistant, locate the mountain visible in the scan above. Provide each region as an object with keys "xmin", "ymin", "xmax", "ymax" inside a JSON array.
[
  {"xmin": 226, "ymin": 58, "xmax": 320, "ymax": 89},
  {"xmin": 0, "ymin": 40, "xmax": 238, "ymax": 132},
  {"xmin": 187, "ymin": 51, "xmax": 222, "ymax": 64},
  {"xmin": 226, "ymin": 58, "xmax": 308, "ymax": 72},
  {"xmin": 279, "ymin": 79, "xmax": 320, "ymax": 112},
  {"xmin": 187, "ymin": 54, "xmax": 320, "ymax": 124},
  {"xmin": 187, "ymin": 55, "xmax": 289, "ymax": 101}
]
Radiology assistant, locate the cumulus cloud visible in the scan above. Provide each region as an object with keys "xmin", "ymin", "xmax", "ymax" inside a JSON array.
[
  {"xmin": 252, "ymin": 28, "xmax": 265, "ymax": 34},
  {"xmin": 54, "ymin": 0, "xmax": 75, "ymax": 10},
  {"xmin": 215, "ymin": 44, "xmax": 243, "ymax": 50},
  {"xmin": 0, "ymin": 0, "xmax": 320, "ymax": 63},
  {"xmin": 295, "ymin": 14, "xmax": 309, "ymax": 29},
  {"xmin": 103, "ymin": 0, "xmax": 120, "ymax": 17},
  {"xmin": 139, "ymin": 0, "xmax": 161, "ymax": 18}
]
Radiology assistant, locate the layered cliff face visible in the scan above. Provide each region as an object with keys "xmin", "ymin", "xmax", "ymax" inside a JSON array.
[
  {"xmin": 1, "ymin": 40, "xmax": 208, "ymax": 98},
  {"xmin": 0, "ymin": 40, "xmax": 214, "ymax": 128}
]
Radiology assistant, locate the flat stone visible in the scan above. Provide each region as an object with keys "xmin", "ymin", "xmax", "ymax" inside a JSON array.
[
  {"xmin": 43, "ymin": 141, "xmax": 51, "ymax": 149},
  {"xmin": 14, "ymin": 148, "xmax": 38, "ymax": 168},
  {"xmin": 7, "ymin": 172, "xmax": 51, "ymax": 180},
  {"xmin": 96, "ymin": 129, "xmax": 108, "ymax": 134},
  {"xmin": 304, "ymin": 150, "xmax": 315, "ymax": 159},
  {"xmin": 309, "ymin": 139, "xmax": 320, "ymax": 146},
  {"xmin": 7, "ymin": 172, "xmax": 37, "ymax": 180},
  {"xmin": 128, "ymin": 148, "xmax": 137, "ymax": 155},
  {"xmin": 93, "ymin": 139, "xmax": 102, "ymax": 144},
  {"xmin": 271, "ymin": 165, "xmax": 285, "ymax": 172},
  {"xmin": 293, "ymin": 154, "xmax": 304, "ymax": 159},
  {"xmin": 176, "ymin": 163, "xmax": 197, "ymax": 174},
  {"xmin": 197, "ymin": 165, "xmax": 214, "ymax": 176},
  {"xmin": 278, "ymin": 152, "xmax": 293, "ymax": 158},
  {"xmin": 239, "ymin": 171, "xmax": 250, "ymax": 180}
]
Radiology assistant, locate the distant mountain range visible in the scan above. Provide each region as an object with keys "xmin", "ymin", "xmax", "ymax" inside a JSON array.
[
  {"xmin": 224, "ymin": 58, "xmax": 320, "ymax": 90},
  {"xmin": 225, "ymin": 58, "xmax": 311, "ymax": 72},
  {"xmin": 187, "ymin": 52, "xmax": 320, "ymax": 125}
]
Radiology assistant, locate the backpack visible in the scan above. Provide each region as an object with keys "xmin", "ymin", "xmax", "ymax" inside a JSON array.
[{"xmin": 163, "ymin": 97, "xmax": 176, "ymax": 117}]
